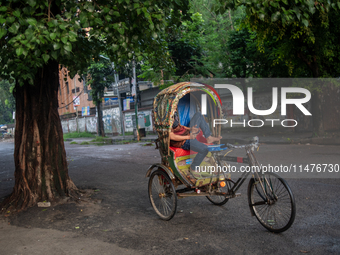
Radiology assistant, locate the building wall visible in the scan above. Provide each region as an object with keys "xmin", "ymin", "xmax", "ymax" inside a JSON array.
[
  {"xmin": 78, "ymin": 118, "xmax": 86, "ymax": 132},
  {"xmin": 86, "ymin": 117, "xmax": 97, "ymax": 133},
  {"xmin": 140, "ymin": 87, "xmax": 160, "ymax": 109},
  {"xmin": 61, "ymin": 116, "xmax": 98, "ymax": 134},
  {"xmin": 103, "ymin": 107, "xmax": 121, "ymax": 134},
  {"xmin": 58, "ymin": 67, "xmax": 96, "ymax": 116},
  {"xmin": 123, "ymin": 110, "xmax": 153, "ymax": 132}
]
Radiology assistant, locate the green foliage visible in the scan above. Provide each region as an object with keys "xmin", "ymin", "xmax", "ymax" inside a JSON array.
[
  {"xmin": 80, "ymin": 141, "xmax": 90, "ymax": 145},
  {"xmin": 63, "ymin": 132, "xmax": 95, "ymax": 139},
  {"xmin": 138, "ymin": 60, "xmax": 175, "ymax": 86},
  {"xmin": 0, "ymin": 79, "xmax": 15, "ymax": 124},
  {"xmin": 167, "ymin": 12, "xmax": 210, "ymax": 80},
  {"xmin": 225, "ymin": 28, "xmax": 298, "ymax": 78},
  {"xmin": 119, "ymin": 131, "xmax": 134, "ymax": 136},
  {"xmin": 190, "ymin": 0, "xmax": 236, "ymax": 76},
  {"xmin": 90, "ymin": 136, "xmax": 107, "ymax": 142},
  {"xmin": 140, "ymin": 0, "xmax": 340, "ymax": 82},
  {"xmin": 0, "ymin": 0, "xmax": 190, "ymax": 84},
  {"xmin": 87, "ymin": 57, "xmax": 115, "ymax": 106},
  {"xmin": 217, "ymin": 0, "xmax": 340, "ymax": 78},
  {"xmin": 69, "ymin": 141, "xmax": 78, "ymax": 144},
  {"xmin": 189, "ymin": 1, "xmax": 308, "ymax": 78},
  {"xmin": 139, "ymin": 11, "xmax": 209, "ymax": 84}
]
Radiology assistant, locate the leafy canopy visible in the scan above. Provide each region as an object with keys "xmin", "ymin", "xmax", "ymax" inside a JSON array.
[
  {"xmin": 0, "ymin": 0, "xmax": 190, "ymax": 85},
  {"xmin": 87, "ymin": 58, "xmax": 115, "ymax": 106},
  {"xmin": 216, "ymin": 0, "xmax": 340, "ymax": 77},
  {"xmin": 139, "ymin": 11, "xmax": 207, "ymax": 84},
  {"xmin": 189, "ymin": 0, "xmax": 234, "ymax": 76},
  {"xmin": 167, "ymin": 12, "xmax": 209, "ymax": 80},
  {"xmin": 0, "ymin": 80, "xmax": 15, "ymax": 124}
]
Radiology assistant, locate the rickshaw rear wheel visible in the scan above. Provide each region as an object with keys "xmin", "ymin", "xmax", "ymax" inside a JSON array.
[
  {"xmin": 148, "ymin": 169, "xmax": 177, "ymax": 221},
  {"xmin": 206, "ymin": 195, "xmax": 229, "ymax": 206},
  {"xmin": 206, "ymin": 179, "xmax": 233, "ymax": 206}
]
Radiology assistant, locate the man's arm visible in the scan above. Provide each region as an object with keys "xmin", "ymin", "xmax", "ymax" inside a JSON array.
[
  {"xmin": 169, "ymin": 132, "xmax": 190, "ymax": 141},
  {"xmin": 170, "ymin": 132, "xmax": 197, "ymax": 141},
  {"xmin": 183, "ymin": 126, "xmax": 199, "ymax": 133}
]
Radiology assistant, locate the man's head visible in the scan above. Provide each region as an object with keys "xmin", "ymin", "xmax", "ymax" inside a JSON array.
[{"xmin": 173, "ymin": 109, "xmax": 179, "ymax": 129}]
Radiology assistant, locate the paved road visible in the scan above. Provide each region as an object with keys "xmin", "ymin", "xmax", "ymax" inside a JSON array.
[{"xmin": 0, "ymin": 140, "xmax": 340, "ymax": 254}]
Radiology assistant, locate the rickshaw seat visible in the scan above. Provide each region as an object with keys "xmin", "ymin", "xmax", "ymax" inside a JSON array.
[
  {"xmin": 170, "ymin": 130, "xmax": 212, "ymax": 159},
  {"xmin": 169, "ymin": 147, "xmax": 197, "ymax": 159}
]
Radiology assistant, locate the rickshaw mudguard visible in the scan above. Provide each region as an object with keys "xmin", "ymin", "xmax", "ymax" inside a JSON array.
[
  {"xmin": 167, "ymin": 151, "xmax": 192, "ymax": 187},
  {"xmin": 145, "ymin": 163, "xmax": 175, "ymax": 180}
]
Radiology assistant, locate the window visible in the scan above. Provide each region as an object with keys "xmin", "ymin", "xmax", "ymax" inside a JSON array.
[
  {"xmin": 83, "ymin": 77, "xmax": 88, "ymax": 94},
  {"xmin": 72, "ymin": 87, "xmax": 80, "ymax": 93}
]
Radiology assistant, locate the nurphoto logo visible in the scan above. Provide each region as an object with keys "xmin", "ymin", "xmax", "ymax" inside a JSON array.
[{"xmin": 200, "ymin": 84, "xmax": 312, "ymax": 128}]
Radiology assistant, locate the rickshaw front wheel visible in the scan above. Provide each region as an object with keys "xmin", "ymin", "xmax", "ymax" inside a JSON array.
[
  {"xmin": 148, "ymin": 169, "xmax": 177, "ymax": 221},
  {"xmin": 248, "ymin": 172, "xmax": 296, "ymax": 233}
]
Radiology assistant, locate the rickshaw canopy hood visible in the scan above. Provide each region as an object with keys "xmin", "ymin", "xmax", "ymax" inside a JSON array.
[
  {"xmin": 153, "ymin": 82, "xmax": 222, "ymax": 131},
  {"xmin": 153, "ymin": 82, "xmax": 223, "ymax": 157}
]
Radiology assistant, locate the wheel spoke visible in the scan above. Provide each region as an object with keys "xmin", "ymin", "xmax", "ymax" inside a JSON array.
[
  {"xmin": 250, "ymin": 173, "xmax": 295, "ymax": 232},
  {"xmin": 163, "ymin": 198, "xmax": 172, "ymax": 215},
  {"xmin": 152, "ymin": 180, "xmax": 161, "ymax": 194},
  {"xmin": 148, "ymin": 170, "xmax": 177, "ymax": 220}
]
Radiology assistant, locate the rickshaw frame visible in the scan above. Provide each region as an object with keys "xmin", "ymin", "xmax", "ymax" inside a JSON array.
[{"xmin": 146, "ymin": 82, "xmax": 296, "ymax": 233}]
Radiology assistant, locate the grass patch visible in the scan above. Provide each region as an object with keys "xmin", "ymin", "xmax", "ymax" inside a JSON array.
[
  {"xmin": 70, "ymin": 141, "xmax": 78, "ymax": 144},
  {"xmin": 94, "ymin": 143, "xmax": 105, "ymax": 146},
  {"xmin": 119, "ymin": 139, "xmax": 131, "ymax": 143},
  {"xmin": 80, "ymin": 141, "xmax": 90, "ymax": 145},
  {"xmin": 64, "ymin": 132, "xmax": 95, "ymax": 139},
  {"xmin": 90, "ymin": 136, "xmax": 108, "ymax": 142},
  {"xmin": 115, "ymin": 139, "xmax": 139, "ymax": 144},
  {"xmin": 119, "ymin": 131, "xmax": 156, "ymax": 137},
  {"xmin": 120, "ymin": 131, "xmax": 134, "ymax": 136},
  {"xmin": 142, "ymin": 143, "xmax": 153, "ymax": 146}
]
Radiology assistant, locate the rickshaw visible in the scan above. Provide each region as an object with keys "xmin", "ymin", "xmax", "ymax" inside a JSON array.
[{"xmin": 146, "ymin": 82, "xmax": 296, "ymax": 233}]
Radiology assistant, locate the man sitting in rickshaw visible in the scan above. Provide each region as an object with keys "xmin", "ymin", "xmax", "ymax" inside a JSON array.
[{"xmin": 170, "ymin": 110, "xmax": 222, "ymax": 180}]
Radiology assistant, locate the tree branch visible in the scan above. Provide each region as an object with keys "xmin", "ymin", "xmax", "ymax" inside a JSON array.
[{"xmin": 297, "ymin": 51, "xmax": 319, "ymax": 77}]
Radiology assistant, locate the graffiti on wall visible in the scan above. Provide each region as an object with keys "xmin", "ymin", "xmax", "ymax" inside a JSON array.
[
  {"xmin": 78, "ymin": 118, "xmax": 86, "ymax": 132},
  {"xmin": 124, "ymin": 110, "xmax": 153, "ymax": 132},
  {"xmin": 61, "ymin": 107, "xmax": 153, "ymax": 134},
  {"xmin": 103, "ymin": 107, "xmax": 121, "ymax": 134},
  {"xmin": 61, "ymin": 121, "xmax": 69, "ymax": 133},
  {"xmin": 86, "ymin": 117, "xmax": 97, "ymax": 133},
  {"xmin": 68, "ymin": 119, "xmax": 77, "ymax": 132}
]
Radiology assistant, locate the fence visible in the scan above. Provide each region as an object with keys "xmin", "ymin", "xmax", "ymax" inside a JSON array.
[{"xmin": 61, "ymin": 106, "xmax": 122, "ymax": 134}]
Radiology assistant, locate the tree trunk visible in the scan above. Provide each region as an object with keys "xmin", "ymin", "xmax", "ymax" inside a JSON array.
[
  {"xmin": 1, "ymin": 60, "xmax": 77, "ymax": 211},
  {"xmin": 311, "ymin": 90, "xmax": 324, "ymax": 136},
  {"xmin": 297, "ymin": 52, "xmax": 324, "ymax": 136},
  {"xmin": 228, "ymin": 10, "xmax": 234, "ymax": 31},
  {"xmin": 97, "ymin": 103, "xmax": 105, "ymax": 137}
]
